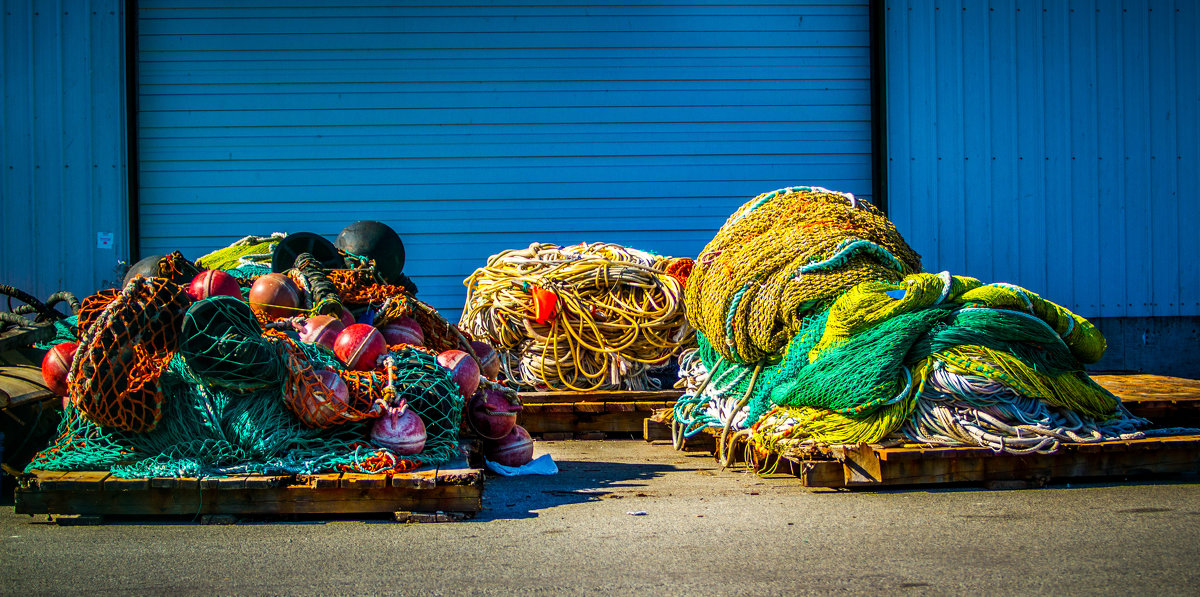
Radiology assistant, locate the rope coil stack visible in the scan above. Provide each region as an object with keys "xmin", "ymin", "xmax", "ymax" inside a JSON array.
[
  {"xmin": 460, "ymin": 242, "xmax": 693, "ymax": 391},
  {"xmin": 28, "ymin": 238, "xmax": 468, "ymax": 478},
  {"xmin": 674, "ymin": 186, "xmax": 1152, "ymax": 461}
]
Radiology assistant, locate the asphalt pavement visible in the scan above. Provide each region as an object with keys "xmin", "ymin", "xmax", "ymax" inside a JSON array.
[{"xmin": 3, "ymin": 439, "xmax": 1200, "ymax": 596}]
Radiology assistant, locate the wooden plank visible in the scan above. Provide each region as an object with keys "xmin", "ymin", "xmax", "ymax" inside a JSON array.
[
  {"xmin": 149, "ymin": 477, "xmax": 178, "ymax": 489},
  {"xmin": 392, "ymin": 470, "xmax": 438, "ymax": 490},
  {"xmin": 243, "ymin": 475, "xmax": 291, "ymax": 489},
  {"xmin": 877, "ymin": 445, "xmax": 999, "ymax": 462},
  {"xmin": 432, "ymin": 466, "xmax": 484, "ymax": 487},
  {"xmin": 44, "ymin": 471, "xmax": 110, "ymax": 491},
  {"xmin": 516, "ymin": 389, "xmax": 680, "ymax": 405},
  {"xmin": 104, "ymin": 475, "xmax": 149, "ymax": 491},
  {"xmin": 207, "ymin": 475, "xmax": 249, "ymax": 490},
  {"xmin": 603, "ymin": 403, "xmax": 638, "ymax": 413},
  {"xmin": 831, "ymin": 443, "xmax": 882, "ymax": 485},
  {"xmin": 340, "ymin": 472, "xmax": 389, "ymax": 489},
  {"xmin": 644, "ymin": 418, "xmax": 673, "ymax": 442},
  {"xmin": 297, "ymin": 473, "xmax": 342, "ymax": 489},
  {"xmin": 572, "ymin": 402, "xmax": 608, "ymax": 413},
  {"xmin": 1093, "ymin": 374, "xmax": 1200, "ymax": 401},
  {"xmin": 14, "ymin": 483, "xmax": 483, "ymax": 516},
  {"xmin": 0, "ymin": 363, "xmax": 56, "ymax": 408},
  {"xmin": 0, "ymin": 324, "xmax": 55, "ymax": 353},
  {"xmin": 634, "ymin": 401, "xmax": 671, "ymax": 411},
  {"xmin": 648, "ymin": 409, "xmax": 672, "ymax": 423},
  {"xmin": 798, "ymin": 460, "xmax": 845, "ymax": 488},
  {"xmin": 519, "ymin": 409, "xmax": 650, "ymax": 434},
  {"xmin": 29, "ymin": 471, "xmax": 72, "ymax": 491},
  {"xmin": 793, "ymin": 438, "xmax": 1200, "ymax": 488}
]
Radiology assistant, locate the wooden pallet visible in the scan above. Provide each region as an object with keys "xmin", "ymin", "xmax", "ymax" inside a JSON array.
[
  {"xmin": 518, "ymin": 389, "xmax": 679, "ymax": 436},
  {"xmin": 642, "ymin": 374, "xmax": 1200, "ymax": 488},
  {"xmin": 1, "ymin": 345, "xmax": 55, "ymax": 411},
  {"xmin": 14, "ymin": 464, "xmax": 483, "ymax": 522},
  {"xmin": 1094, "ymin": 374, "xmax": 1200, "ymax": 426},
  {"xmin": 643, "ymin": 409, "xmax": 716, "ymax": 452},
  {"xmin": 765, "ymin": 435, "xmax": 1200, "ymax": 488}
]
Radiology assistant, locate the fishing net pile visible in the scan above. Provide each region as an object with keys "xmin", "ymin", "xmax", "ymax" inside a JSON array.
[
  {"xmin": 27, "ymin": 246, "xmax": 470, "ymax": 479},
  {"xmin": 673, "ymin": 186, "xmax": 1149, "ymax": 458},
  {"xmin": 459, "ymin": 242, "xmax": 694, "ymax": 391}
]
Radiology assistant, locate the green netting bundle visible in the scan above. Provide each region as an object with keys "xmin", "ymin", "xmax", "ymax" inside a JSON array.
[
  {"xmin": 29, "ymin": 326, "xmax": 465, "ymax": 478},
  {"xmin": 382, "ymin": 347, "xmax": 465, "ymax": 466},
  {"xmin": 179, "ymin": 296, "xmax": 284, "ymax": 392},
  {"xmin": 674, "ymin": 188, "xmax": 1149, "ymax": 456}
]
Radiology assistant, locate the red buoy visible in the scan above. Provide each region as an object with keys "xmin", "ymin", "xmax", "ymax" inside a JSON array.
[
  {"xmin": 470, "ymin": 340, "xmax": 501, "ymax": 379},
  {"xmin": 467, "ymin": 385, "xmax": 520, "ymax": 439},
  {"xmin": 307, "ymin": 369, "xmax": 350, "ymax": 427},
  {"xmin": 486, "ymin": 425, "xmax": 534, "ymax": 467},
  {"xmin": 370, "ymin": 403, "xmax": 427, "ymax": 455},
  {"xmin": 294, "ymin": 315, "xmax": 346, "ymax": 351},
  {"xmin": 436, "ymin": 349, "xmax": 480, "ymax": 399},
  {"xmin": 248, "ymin": 273, "xmax": 302, "ymax": 320},
  {"xmin": 187, "ymin": 269, "xmax": 243, "ymax": 301},
  {"xmin": 379, "ymin": 315, "xmax": 423, "ymax": 347},
  {"xmin": 40, "ymin": 341, "xmax": 79, "ymax": 397},
  {"xmin": 333, "ymin": 323, "xmax": 387, "ymax": 370}
]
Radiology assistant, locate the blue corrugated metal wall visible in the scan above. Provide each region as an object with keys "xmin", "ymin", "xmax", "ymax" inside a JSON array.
[
  {"xmin": 885, "ymin": 0, "xmax": 1198, "ymax": 319},
  {"xmin": 136, "ymin": 0, "xmax": 874, "ymax": 318},
  {"xmin": 0, "ymin": 1, "xmax": 129, "ymax": 301}
]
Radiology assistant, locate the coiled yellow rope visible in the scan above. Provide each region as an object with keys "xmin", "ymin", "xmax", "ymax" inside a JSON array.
[
  {"xmin": 460, "ymin": 242, "xmax": 692, "ymax": 391},
  {"xmin": 685, "ymin": 187, "xmax": 922, "ymax": 364}
]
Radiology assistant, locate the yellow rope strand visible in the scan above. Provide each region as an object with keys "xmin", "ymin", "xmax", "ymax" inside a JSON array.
[{"xmin": 460, "ymin": 242, "xmax": 693, "ymax": 391}]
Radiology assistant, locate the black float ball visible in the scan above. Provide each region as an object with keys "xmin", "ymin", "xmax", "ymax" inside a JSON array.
[
  {"xmin": 121, "ymin": 254, "xmax": 165, "ymax": 287},
  {"xmin": 334, "ymin": 220, "xmax": 406, "ymax": 284}
]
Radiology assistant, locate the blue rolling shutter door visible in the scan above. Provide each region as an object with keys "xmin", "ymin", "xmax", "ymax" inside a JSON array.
[{"xmin": 137, "ymin": 1, "xmax": 873, "ymax": 317}]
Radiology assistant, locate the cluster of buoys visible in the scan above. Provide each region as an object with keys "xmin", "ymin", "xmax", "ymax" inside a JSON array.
[{"xmin": 25, "ymin": 221, "xmax": 533, "ymax": 478}]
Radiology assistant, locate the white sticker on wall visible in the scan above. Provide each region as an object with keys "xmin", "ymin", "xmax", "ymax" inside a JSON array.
[{"xmin": 97, "ymin": 232, "xmax": 114, "ymax": 249}]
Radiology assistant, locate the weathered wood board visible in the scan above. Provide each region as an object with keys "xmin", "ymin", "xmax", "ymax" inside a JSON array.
[
  {"xmin": 0, "ymin": 346, "xmax": 54, "ymax": 409},
  {"xmin": 1094, "ymin": 374, "xmax": 1200, "ymax": 426},
  {"xmin": 770, "ymin": 435, "xmax": 1200, "ymax": 488},
  {"xmin": 647, "ymin": 374, "xmax": 1200, "ymax": 488},
  {"xmin": 517, "ymin": 389, "xmax": 679, "ymax": 435},
  {"xmin": 15, "ymin": 465, "xmax": 484, "ymax": 520}
]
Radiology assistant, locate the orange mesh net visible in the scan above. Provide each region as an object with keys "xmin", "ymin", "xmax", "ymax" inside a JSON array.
[
  {"xmin": 68, "ymin": 277, "xmax": 193, "ymax": 432},
  {"xmin": 340, "ymin": 368, "xmax": 390, "ymax": 407},
  {"xmin": 326, "ymin": 269, "xmax": 473, "ymax": 356},
  {"xmin": 78, "ymin": 289, "xmax": 121, "ymax": 332},
  {"xmin": 664, "ymin": 257, "xmax": 695, "ymax": 288},
  {"xmin": 335, "ymin": 443, "xmax": 420, "ymax": 474},
  {"xmin": 274, "ymin": 332, "xmax": 387, "ymax": 428},
  {"xmin": 326, "ymin": 269, "xmax": 410, "ymax": 305}
]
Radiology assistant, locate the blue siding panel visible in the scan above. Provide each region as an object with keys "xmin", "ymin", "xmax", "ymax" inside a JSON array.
[
  {"xmin": 1177, "ymin": 0, "xmax": 1200, "ymax": 312},
  {"xmin": 886, "ymin": 0, "xmax": 1199, "ymax": 318},
  {"xmin": 0, "ymin": 1, "xmax": 128, "ymax": 301},
  {"xmin": 136, "ymin": 1, "xmax": 875, "ymax": 317}
]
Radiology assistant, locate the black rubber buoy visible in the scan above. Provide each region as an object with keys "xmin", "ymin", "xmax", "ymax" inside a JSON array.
[
  {"xmin": 270, "ymin": 232, "xmax": 344, "ymax": 273},
  {"xmin": 122, "ymin": 254, "xmax": 165, "ymax": 287},
  {"xmin": 334, "ymin": 220, "xmax": 406, "ymax": 284}
]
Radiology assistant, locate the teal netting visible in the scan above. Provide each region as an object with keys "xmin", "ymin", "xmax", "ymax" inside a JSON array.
[
  {"xmin": 28, "ymin": 346, "xmax": 464, "ymax": 478},
  {"xmin": 673, "ymin": 311, "xmax": 828, "ymax": 436},
  {"xmin": 33, "ymin": 315, "xmax": 79, "ymax": 348}
]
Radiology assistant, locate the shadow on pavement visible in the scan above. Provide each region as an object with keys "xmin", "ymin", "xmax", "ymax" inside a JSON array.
[{"xmin": 471, "ymin": 457, "xmax": 678, "ymax": 521}]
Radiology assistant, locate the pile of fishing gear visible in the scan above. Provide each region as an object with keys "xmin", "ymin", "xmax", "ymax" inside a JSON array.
[
  {"xmin": 25, "ymin": 221, "xmax": 533, "ymax": 478},
  {"xmin": 459, "ymin": 242, "xmax": 694, "ymax": 391},
  {"xmin": 673, "ymin": 186, "xmax": 1154, "ymax": 461}
]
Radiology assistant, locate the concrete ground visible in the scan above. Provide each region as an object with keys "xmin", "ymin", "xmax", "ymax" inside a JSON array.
[{"xmin": 3, "ymin": 439, "xmax": 1200, "ymax": 596}]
